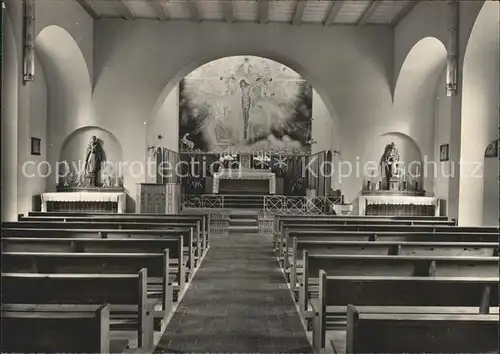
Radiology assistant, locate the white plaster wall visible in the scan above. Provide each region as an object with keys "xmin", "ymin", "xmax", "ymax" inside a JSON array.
[
  {"xmin": 460, "ymin": 1, "xmax": 499, "ymax": 226},
  {"xmin": 93, "ymin": 20, "xmax": 394, "ymax": 206},
  {"xmin": 2, "ymin": 11, "xmax": 19, "ymax": 221},
  {"xmin": 3, "ymin": 0, "xmax": 94, "ymax": 216}
]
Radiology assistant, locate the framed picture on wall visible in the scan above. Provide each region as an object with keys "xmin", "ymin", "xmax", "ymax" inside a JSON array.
[
  {"xmin": 31, "ymin": 137, "xmax": 41, "ymax": 156},
  {"xmin": 439, "ymin": 144, "xmax": 449, "ymax": 162}
]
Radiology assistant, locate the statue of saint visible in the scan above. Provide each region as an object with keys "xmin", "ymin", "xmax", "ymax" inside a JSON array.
[
  {"xmin": 380, "ymin": 142, "xmax": 400, "ymax": 190},
  {"xmin": 84, "ymin": 136, "xmax": 105, "ymax": 187}
]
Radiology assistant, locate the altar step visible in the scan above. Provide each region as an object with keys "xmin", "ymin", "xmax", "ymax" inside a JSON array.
[
  {"xmin": 222, "ymin": 195, "xmax": 265, "ymax": 209},
  {"xmin": 229, "ymin": 214, "xmax": 259, "ymax": 234}
]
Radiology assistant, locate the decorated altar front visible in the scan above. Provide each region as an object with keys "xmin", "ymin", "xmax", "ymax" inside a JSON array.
[
  {"xmin": 41, "ymin": 191, "xmax": 127, "ymax": 213},
  {"xmin": 213, "ymin": 169, "xmax": 276, "ymax": 194}
]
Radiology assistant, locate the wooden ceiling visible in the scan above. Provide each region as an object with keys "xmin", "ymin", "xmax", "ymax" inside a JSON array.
[{"xmin": 77, "ymin": 0, "xmax": 420, "ymax": 27}]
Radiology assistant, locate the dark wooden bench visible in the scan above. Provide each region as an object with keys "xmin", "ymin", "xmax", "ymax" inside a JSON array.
[
  {"xmin": 310, "ymin": 274, "xmax": 499, "ymax": 351},
  {"xmin": 15, "ymin": 217, "xmax": 208, "ymax": 258},
  {"xmin": 280, "ymin": 225, "xmax": 499, "ymax": 259},
  {"xmin": 343, "ymin": 304, "xmax": 499, "ymax": 354},
  {"xmin": 300, "ymin": 252, "xmax": 499, "ymax": 313},
  {"xmin": 1, "ymin": 227, "xmax": 197, "ymax": 272},
  {"xmin": 282, "ymin": 230, "xmax": 499, "ymax": 271},
  {"xmin": 4, "ymin": 220, "xmax": 204, "ymax": 266},
  {"xmin": 2, "ymin": 236, "xmax": 185, "ymax": 301},
  {"xmin": 25, "ymin": 211, "xmax": 209, "ymax": 247},
  {"xmin": 275, "ymin": 216, "xmax": 459, "ymax": 253},
  {"xmin": 2, "ymin": 250, "xmax": 176, "ymax": 322},
  {"xmin": 289, "ymin": 238, "xmax": 499, "ymax": 285},
  {"xmin": 1, "ymin": 304, "xmax": 113, "ymax": 353},
  {"xmin": 2, "ymin": 270, "xmax": 155, "ymax": 351}
]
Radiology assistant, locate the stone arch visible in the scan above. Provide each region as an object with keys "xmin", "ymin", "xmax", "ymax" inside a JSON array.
[
  {"xmin": 459, "ymin": 1, "xmax": 499, "ymax": 225},
  {"xmin": 154, "ymin": 52, "xmax": 338, "ymax": 122},
  {"xmin": 35, "ymin": 25, "xmax": 94, "ymax": 189},
  {"xmin": 1, "ymin": 11, "xmax": 19, "ymax": 221},
  {"xmin": 393, "ymin": 37, "xmax": 447, "ymax": 194}
]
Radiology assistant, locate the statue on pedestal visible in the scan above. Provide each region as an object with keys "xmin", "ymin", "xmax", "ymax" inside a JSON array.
[
  {"xmin": 380, "ymin": 142, "xmax": 400, "ymax": 190},
  {"xmin": 84, "ymin": 136, "xmax": 105, "ymax": 187}
]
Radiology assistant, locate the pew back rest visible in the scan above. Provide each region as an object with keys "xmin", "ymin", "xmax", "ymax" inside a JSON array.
[
  {"xmin": 2, "ymin": 251, "xmax": 169, "ymax": 278},
  {"xmin": 345, "ymin": 305, "xmax": 499, "ymax": 354},
  {"xmin": 306, "ymin": 254, "xmax": 500, "ymax": 278},
  {"xmin": 2, "ymin": 271, "xmax": 147, "ymax": 306},
  {"xmin": 322, "ymin": 276, "xmax": 499, "ymax": 307},
  {"xmin": 1, "ymin": 304, "xmax": 110, "ymax": 354}
]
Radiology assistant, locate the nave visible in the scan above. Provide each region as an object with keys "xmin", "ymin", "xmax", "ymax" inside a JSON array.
[
  {"xmin": 155, "ymin": 232, "xmax": 310, "ymax": 353},
  {"xmin": 2, "ymin": 211, "xmax": 498, "ymax": 354}
]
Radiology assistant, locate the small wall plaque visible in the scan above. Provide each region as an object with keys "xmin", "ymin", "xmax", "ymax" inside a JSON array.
[
  {"xmin": 439, "ymin": 144, "xmax": 449, "ymax": 162},
  {"xmin": 31, "ymin": 137, "xmax": 41, "ymax": 156}
]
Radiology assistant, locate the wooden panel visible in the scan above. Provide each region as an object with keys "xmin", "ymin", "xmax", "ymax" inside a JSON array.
[
  {"xmin": 347, "ymin": 309, "xmax": 499, "ymax": 353},
  {"xmin": 323, "ymin": 276, "xmax": 499, "ymax": 307},
  {"xmin": 2, "ymin": 304, "xmax": 110, "ymax": 353}
]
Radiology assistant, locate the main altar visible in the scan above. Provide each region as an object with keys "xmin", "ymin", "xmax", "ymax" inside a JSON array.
[
  {"xmin": 213, "ymin": 168, "xmax": 276, "ymax": 194},
  {"xmin": 353, "ymin": 142, "xmax": 440, "ymax": 217}
]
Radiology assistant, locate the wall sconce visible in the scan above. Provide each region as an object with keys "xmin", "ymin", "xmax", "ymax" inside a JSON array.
[
  {"xmin": 23, "ymin": 0, "xmax": 35, "ymax": 82},
  {"xmin": 446, "ymin": 0, "xmax": 458, "ymax": 96},
  {"xmin": 157, "ymin": 134, "xmax": 164, "ymax": 140}
]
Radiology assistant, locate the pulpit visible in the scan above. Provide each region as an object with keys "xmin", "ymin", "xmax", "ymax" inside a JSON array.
[{"xmin": 136, "ymin": 183, "xmax": 181, "ymax": 214}]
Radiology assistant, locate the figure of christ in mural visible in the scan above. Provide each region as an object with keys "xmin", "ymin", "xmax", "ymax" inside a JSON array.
[{"xmin": 239, "ymin": 79, "xmax": 252, "ymax": 140}]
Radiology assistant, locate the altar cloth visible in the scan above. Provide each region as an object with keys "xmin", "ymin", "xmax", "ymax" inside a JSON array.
[
  {"xmin": 213, "ymin": 169, "xmax": 276, "ymax": 194},
  {"xmin": 41, "ymin": 192, "xmax": 127, "ymax": 213},
  {"xmin": 355, "ymin": 195, "xmax": 440, "ymax": 216}
]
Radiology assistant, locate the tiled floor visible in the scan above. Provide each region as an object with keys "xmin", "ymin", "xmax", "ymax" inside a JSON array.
[{"xmin": 154, "ymin": 232, "xmax": 312, "ymax": 353}]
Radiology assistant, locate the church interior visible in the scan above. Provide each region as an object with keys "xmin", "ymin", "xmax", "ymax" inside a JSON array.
[{"xmin": 1, "ymin": 0, "xmax": 499, "ymax": 353}]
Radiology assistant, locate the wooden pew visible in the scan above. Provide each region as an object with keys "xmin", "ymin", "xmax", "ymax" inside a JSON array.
[
  {"xmin": 289, "ymin": 238, "xmax": 499, "ymax": 286},
  {"xmin": 1, "ymin": 227, "xmax": 196, "ymax": 273},
  {"xmin": 15, "ymin": 217, "xmax": 207, "ymax": 258},
  {"xmin": 300, "ymin": 252, "xmax": 499, "ymax": 313},
  {"xmin": 4, "ymin": 220, "xmax": 204, "ymax": 266},
  {"xmin": 344, "ymin": 305, "xmax": 499, "ymax": 354},
  {"xmin": 2, "ymin": 250, "xmax": 176, "ymax": 321},
  {"xmin": 24, "ymin": 212, "xmax": 209, "ymax": 248},
  {"xmin": 2, "ymin": 304, "xmax": 113, "ymax": 353},
  {"xmin": 2, "ymin": 270, "xmax": 155, "ymax": 351},
  {"xmin": 282, "ymin": 230, "xmax": 499, "ymax": 272},
  {"xmin": 310, "ymin": 274, "xmax": 499, "ymax": 350},
  {"xmin": 280, "ymin": 225, "xmax": 499, "ymax": 259},
  {"xmin": 275, "ymin": 217, "xmax": 460, "ymax": 254},
  {"xmin": 2, "ymin": 236, "xmax": 185, "ymax": 302}
]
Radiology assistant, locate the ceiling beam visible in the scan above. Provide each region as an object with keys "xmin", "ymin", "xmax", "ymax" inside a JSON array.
[
  {"xmin": 222, "ymin": 0, "xmax": 234, "ymax": 23},
  {"xmin": 146, "ymin": 0, "xmax": 170, "ymax": 21},
  {"xmin": 118, "ymin": 0, "xmax": 135, "ymax": 19},
  {"xmin": 258, "ymin": 0, "xmax": 269, "ymax": 24},
  {"xmin": 77, "ymin": 0, "xmax": 100, "ymax": 19},
  {"xmin": 391, "ymin": 1, "xmax": 419, "ymax": 27},
  {"xmin": 187, "ymin": 0, "xmax": 201, "ymax": 22},
  {"xmin": 357, "ymin": 0, "xmax": 381, "ymax": 27},
  {"xmin": 324, "ymin": 0, "xmax": 343, "ymax": 26},
  {"xmin": 292, "ymin": 0, "xmax": 306, "ymax": 26}
]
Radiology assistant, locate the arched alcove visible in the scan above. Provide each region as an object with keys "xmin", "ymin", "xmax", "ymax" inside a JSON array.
[
  {"xmin": 147, "ymin": 55, "xmax": 338, "ymax": 156},
  {"xmin": 59, "ymin": 126, "xmax": 124, "ymax": 177},
  {"xmin": 35, "ymin": 25, "xmax": 94, "ymax": 189},
  {"xmin": 393, "ymin": 37, "xmax": 447, "ymax": 195},
  {"xmin": 459, "ymin": 1, "xmax": 499, "ymax": 226},
  {"xmin": 363, "ymin": 132, "xmax": 424, "ymax": 191},
  {"xmin": 1, "ymin": 12, "xmax": 19, "ymax": 221}
]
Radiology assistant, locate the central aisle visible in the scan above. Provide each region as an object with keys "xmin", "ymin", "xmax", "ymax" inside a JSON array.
[{"xmin": 155, "ymin": 232, "xmax": 312, "ymax": 353}]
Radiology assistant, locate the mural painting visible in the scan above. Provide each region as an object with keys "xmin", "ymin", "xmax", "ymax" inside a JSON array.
[{"xmin": 179, "ymin": 56, "xmax": 313, "ymax": 154}]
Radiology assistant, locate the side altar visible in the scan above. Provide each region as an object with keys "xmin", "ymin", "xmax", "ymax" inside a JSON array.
[
  {"xmin": 353, "ymin": 142, "xmax": 440, "ymax": 217},
  {"xmin": 41, "ymin": 136, "xmax": 126, "ymax": 213}
]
